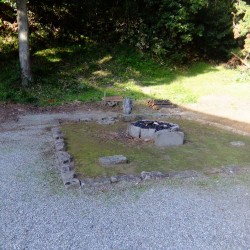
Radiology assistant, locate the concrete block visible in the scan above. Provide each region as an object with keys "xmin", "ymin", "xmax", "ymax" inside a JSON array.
[
  {"xmin": 151, "ymin": 171, "xmax": 169, "ymax": 179},
  {"xmin": 141, "ymin": 171, "xmax": 152, "ymax": 181},
  {"xmin": 140, "ymin": 128, "xmax": 156, "ymax": 139},
  {"xmin": 99, "ymin": 155, "xmax": 128, "ymax": 166},
  {"xmin": 110, "ymin": 176, "xmax": 119, "ymax": 183},
  {"xmin": 92, "ymin": 177, "xmax": 111, "ymax": 186},
  {"xmin": 52, "ymin": 127, "xmax": 64, "ymax": 139},
  {"xmin": 61, "ymin": 170, "xmax": 75, "ymax": 182},
  {"xmin": 117, "ymin": 175, "xmax": 141, "ymax": 183},
  {"xmin": 128, "ymin": 124, "xmax": 141, "ymax": 138},
  {"xmin": 64, "ymin": 178, "xmax": 81, "ymax": 189},
  {"xmin": 55, "ymin": 139, "xmax": 65, "ymax": 151},
  {"xmin": 57, "ymin": 151, "xmax": 72, "ymax": 165},
  {"xmin": 154, "ymin": 131, "xmax": 184, "ymax": 146}
]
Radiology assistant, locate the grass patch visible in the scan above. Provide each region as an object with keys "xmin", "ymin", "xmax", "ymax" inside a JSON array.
[
  {"xmin": 1, "ymin": 44, "xmax": 250, "ymax": 105},
  {"xmin": 61, "ymin": 119, "xmax": 250, "ymax": 178}
]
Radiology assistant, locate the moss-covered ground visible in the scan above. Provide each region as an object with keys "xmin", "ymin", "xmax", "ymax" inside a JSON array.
[{"xmin": 61, "ymin": 119, "xmax": 250, "ymax": 178}]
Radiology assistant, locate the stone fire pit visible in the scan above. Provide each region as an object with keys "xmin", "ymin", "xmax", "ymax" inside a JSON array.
[{"xmin": 128, "ymin": 120, "xmax": 184, "ymax": 146}]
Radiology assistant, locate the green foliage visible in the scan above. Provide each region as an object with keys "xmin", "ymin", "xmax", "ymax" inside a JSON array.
[
  {"xmin": 1, "ymin": 44, "xmax": 249, "ymax": 105},
  {"xmin": 115, "ymin": 0, "xmax": 210, "ymax": 60},
  {"xmin": 195, "ymin": 0, "xmax": 235, "ymax": 59},
  {"xmin": 0, "ymin": 0, "xmax": 246, "ymax": 94},
  {"xmin": 233, "ymin": 0, "xmax": 250, "ymax": 58},
  {"xmin": 0, "ymin": 60, "xmax": 38, "ymax": 103},
  {"xmin": 0, "ymin": 0, "xmax": 237, "ymax": 62},
  {"xmin": 0, "ymin": 2, "xmax": 17, "ymax": 57},
  {"xmin": 9, "ymin": 0, "xmax": 234, "ymax": 61},
  {"xmin": 0, "ymin": 0, "xmax": 16, "ymax": 7}
]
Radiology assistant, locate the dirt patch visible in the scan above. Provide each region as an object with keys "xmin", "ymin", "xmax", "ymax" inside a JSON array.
[
  {"xmin": 183, "ymin": 94, "xmax": 250, "ymax": 128},
  {"xmin": 0, "ymin": 101, "xmax": 122, "ymax": 123},
  {"xmin": 185, "ymin": 110, "xmax": 250, "ymax": 135}
]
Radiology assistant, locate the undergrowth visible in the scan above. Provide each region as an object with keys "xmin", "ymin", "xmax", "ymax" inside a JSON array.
[{"xmin": 0, "ymin": 43, "xmax": 250, "ymax": 106}]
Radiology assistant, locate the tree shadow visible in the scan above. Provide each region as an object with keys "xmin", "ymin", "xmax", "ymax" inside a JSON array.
[
  {"xmin": 180, "ymin": 106, "xmax": 250, "ymax": 133},
  {"xmin": 0, "ymin": 44, "xmax": 221, "ymax": 104}
]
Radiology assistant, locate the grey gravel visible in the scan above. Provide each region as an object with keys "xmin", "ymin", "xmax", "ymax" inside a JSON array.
[{"xmin": 1, "ymin": 112, "xmax": 250, "ymax": 249}]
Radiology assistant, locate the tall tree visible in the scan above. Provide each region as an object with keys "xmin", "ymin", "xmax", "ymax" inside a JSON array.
[{"xmin": 16, "ymin": 0, "xmax": 32, "ymax": 86}]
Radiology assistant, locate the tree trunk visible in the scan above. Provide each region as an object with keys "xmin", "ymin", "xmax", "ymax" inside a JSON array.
[{"xmin": 16, "ymin": 0, "xmax": 32, "ymax": 86}]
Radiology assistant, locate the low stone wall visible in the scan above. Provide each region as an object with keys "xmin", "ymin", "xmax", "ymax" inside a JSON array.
[
  {"xmin": 81, "ymin": 171, "xmax": 170, "ymax": 187},
  {"xmin": 52, "ymin": 127, "xmax": 81, "ymax": 189}
]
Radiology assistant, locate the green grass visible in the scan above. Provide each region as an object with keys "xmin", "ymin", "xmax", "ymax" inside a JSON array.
[
  {"xmin": 61, "ymin": 119, "xmax": 250, "ymax": 178},
  {"xmin": 1, "ymin": 43, "xmax": 250, "ymax": 105}
]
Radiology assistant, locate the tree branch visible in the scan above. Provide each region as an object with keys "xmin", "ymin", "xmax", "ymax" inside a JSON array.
[{"xmin": 231, "ymin": 52, "xmax": 250, "ymax": 69}]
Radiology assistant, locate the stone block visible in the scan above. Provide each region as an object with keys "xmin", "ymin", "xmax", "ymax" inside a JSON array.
[
  {"xmin": 141, "ymin": 171, "xmax": 169, "ymax": 181},
  {"xmin": 99, "ymin": 155, "xmax": 128, "ymax": 166},
  {"xmin": 61, "ymin": 170, "xmax": 74, "ymax": 181},
  {"xmin": 60, "ymin": 164, "xmax": 71, "ymax": 173},
  {"xmin": 80, "ymin": 178, "xmax": 94, "ymax": 187},
  {"xmin": 151, "ymin": 171, "xmax": 169, "ymax": 179},
  {"xmin": 117, "ymin": 175, "xmax": 141, "ymax": 183},
  {"xmin": 169, "ymin": 170, "xmax": 201, "ymax": 179},
  {"xmin": 154, "ymin": 131, "xmax": 184, "ymax": 147},
  {"xmin": 52, "ymin": 127, "xmax": 64, "ymax": 139},
  {"xmin": 110, "ymin": 176, "xmax": 119, "ymax": 183},
  {"xmin": 128, "ymin": 124, "xmax": 141, "ymax": 138},
  {"xmin": 55, "ymin": 139, "xmax": 65, "ymax": 151},
  {"xmin": 60, "ymin": 162, "xmax": 74, "ymax": 172},
  {"xmin": 140, "ymin": 128, "xmax": 156, "ymax": 139},
  {"xmin": 57, "ymin": 151, "xmax": 72, "ymax": 165},
  {"xmin": 92, "ymin": 177, "xmax": 111, "ymax": 186},
  {"xmin": 81, "ymin": 177, "xmax": 111, "ymax": 186},
  {"xmin": 141, "ymin": 171, "xmax": 152, "ymax": 181},
  {"xmin": 64, "ymin": 178, "xmax": 81, "ymax": 189}
]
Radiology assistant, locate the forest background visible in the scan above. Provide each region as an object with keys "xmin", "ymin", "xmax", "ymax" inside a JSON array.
[{"xmin": 0, "ymin": 0, "xmax": 250, "ymax": 105}]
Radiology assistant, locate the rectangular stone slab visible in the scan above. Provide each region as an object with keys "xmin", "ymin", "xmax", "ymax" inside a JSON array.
[
  {"xmin": 140, "ymin": 128, "xmax": 156, "ymax": 139},
  {"xmin": 128, "ymin": 124, "xmax": 141, "ymax": 138},
  {"xmin": 154, "ymin": 131, "xmax": 184, "ymax": 146},
  {"xmin": 99, "ymin": 155, "xmax": 128, "ymax": 167}
]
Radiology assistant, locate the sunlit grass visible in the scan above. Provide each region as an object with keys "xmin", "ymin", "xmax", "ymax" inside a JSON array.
[{"xmin": 0, "ymin": 44, "xmax": 250, "ymax": 105}]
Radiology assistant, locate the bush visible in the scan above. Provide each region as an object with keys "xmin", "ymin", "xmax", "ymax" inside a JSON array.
[{"xmin": 1, "ymin": 0, "xmax": 237, "ymax": 62}]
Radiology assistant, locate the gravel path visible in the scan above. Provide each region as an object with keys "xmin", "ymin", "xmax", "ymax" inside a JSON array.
[{"xmin": 1, "ymin": 112, "xmax": 250, "ymax": 250}]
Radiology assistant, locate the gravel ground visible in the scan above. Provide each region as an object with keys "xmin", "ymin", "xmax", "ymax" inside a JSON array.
[{"xmin": 1, "ymin": 112, "xmax": 250, "ymax": 250}]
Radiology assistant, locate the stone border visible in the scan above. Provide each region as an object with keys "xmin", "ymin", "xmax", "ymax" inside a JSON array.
[
  {"xmin": 51, "ymin": 124, "xmax": 175, "ymax": 189},
  {"xmin": 51, "ymin": 118, "xmax": 205, "ymax": 189},
  {"xmin": 81, "ymin": 171, "xmax": 170, "ymax": 187},
  {"xmin": 52, "ymin": 127, "xmax": 81, "ymax": 189}
]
